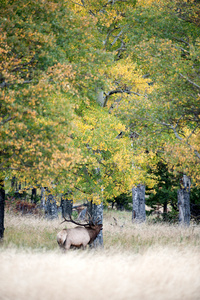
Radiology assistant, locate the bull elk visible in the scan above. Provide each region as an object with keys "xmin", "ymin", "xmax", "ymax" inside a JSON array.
[{"xmin": 57, "ymin": 215, "xmax": 103, "ymax": 250}]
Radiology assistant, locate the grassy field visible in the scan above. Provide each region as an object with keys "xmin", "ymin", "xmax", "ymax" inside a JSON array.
[{"xmin": 0, "ymin": 210, "xmax": 200, "ymax": 300}]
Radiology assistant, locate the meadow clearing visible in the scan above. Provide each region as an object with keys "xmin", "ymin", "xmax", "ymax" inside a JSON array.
[{"xmin": 0, "ymin": 210, "xmax": 200, "ymax": 300}]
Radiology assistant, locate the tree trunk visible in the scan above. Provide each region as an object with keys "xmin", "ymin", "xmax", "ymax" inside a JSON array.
[
  {"xmin": 178, "ymin": 175, "xmax": 191, "ymax": 226},
  {"xmin": 96, "ymin": 88, "xmax": 105, "ymax": 107},
  {"xmin": 11, "ymin": 176, "xmax": 16, "ymax": 189},
  {"xmin": 45, "ymin": 193, "xmax": 58, "ymax": 219},
  {"xmin": 163, "ymin": 201, "xmax": 168, "ymax": 221},
  {"xmin": 40, "ymin": 187, "xmax": 46, "ymax": 210},
  {"xmin": 132, "ymin": 184, "xmax": 146, "ymax": 223},
  {"xmin": 0, "ymin": 179, "xmax": 5, "ymax": 239},
  {"xmin": 88, "ymin": 201, "xmax": 103, "ymax": 248},
  {"xmin": 31, "ymin": 188, "xmax": 37, "ymax": 203},
  {"xmin": 61, "ymin": 197, "xmax": 73, "ymax": 218}
]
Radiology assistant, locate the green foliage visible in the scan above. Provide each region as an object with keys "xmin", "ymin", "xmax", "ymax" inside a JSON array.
[
  {"xmin": 146, "ymin": 161, "xmax": 179, "ymax": 221},
  {"xmin": 1, "ymin": 0, "xmax": 200, "ymax": 207},
  {"xmin": 190, "ymin": 186, "xmax": 200, "ymax": 223},
  {"xmin": 115, "ymin": 0, "xmax": 200, "ymax": 185},
  {"xmin": 0, "ymin": 0, "xmax": 139, "ymax": 203},
  {"xmin": 108, "ymin": 193, "xmax": 132, "ymax": 211}
]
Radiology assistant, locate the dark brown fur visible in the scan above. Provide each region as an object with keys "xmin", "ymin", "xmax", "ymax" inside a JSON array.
[{"xmin": 85, "ymin": 224, "xmax": 103, "ymax": 243}]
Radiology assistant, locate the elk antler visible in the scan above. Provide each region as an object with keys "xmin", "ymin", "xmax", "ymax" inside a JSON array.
[
  {"xmin": 86, "ymin": 212, "xmax": 101, "ymax": 225},
  {"xmin": 60, "ymin": 215, "xmax": 91, "ymax": 227},
  {"xmin": 93, "ymin": 216, "xmax": 101, "ymax": 225}
]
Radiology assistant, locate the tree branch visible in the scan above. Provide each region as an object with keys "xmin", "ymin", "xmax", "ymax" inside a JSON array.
[
  {"xmin": 179, "ymin": 73, "xmax": 200, "ymax": 90},
  {"xmin": 0, "ymin": 115, "xmax": 15, "ymax": 126},
  {"xmin": 11, "ymin": 56, "xmax": 35, "ymax": 73},
  {"xmin": 0, "ymin": 80, "xmax": 32, "ymax": 89},
  {"xmin": 103, "ymin": 88, "xmax": 131, "ymax": 107},
  {"xmin": 70, "ymin": 1, "xmax": 84, "ymax": 7},
  {"xmin": 102, "ymin": 87, "xmax": 145, "ymax": 107},
  {"xmin": 173, "ymin": 37, "xmax": 190, "ymax": 46},
  {"xmin": 111, "ymin": 29, "xmax": 123, "ymax": 46},
  {"xmin": 186, "ymin": 125, "xmax": 199, "ymax": 143},
  {"xmin": 160, "ymin": 121, "xmax": 200, "ymax": 160},
  {"xmin": 0, "ymin": 152, "xmax": 16, "ymax": 169},
  {"xmin": 173, "ymin": 44, "xmax": 190, "ymax": 54},
  {"xmin": 103, "ymin": 27, "xmax": 120, "ymax": 46}
]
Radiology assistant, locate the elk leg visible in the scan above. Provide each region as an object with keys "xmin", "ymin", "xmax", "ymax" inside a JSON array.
[{"xmin": 64, "ymin": 240, "xmax": 71, "ymax": 250}]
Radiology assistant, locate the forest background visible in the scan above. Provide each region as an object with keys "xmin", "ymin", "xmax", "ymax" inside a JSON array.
[
  {"xmin": 1, "ymin": 0, "xmax": 200, "ymax": 234},
  {"xmin": 1, "ymin": 1, "xmax": 200, "ymax": 299}
]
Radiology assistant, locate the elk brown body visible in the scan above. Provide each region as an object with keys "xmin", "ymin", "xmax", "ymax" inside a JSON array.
[{"xmin": 57, "ymin": 222, "xmax": 103, "ymax": 250}]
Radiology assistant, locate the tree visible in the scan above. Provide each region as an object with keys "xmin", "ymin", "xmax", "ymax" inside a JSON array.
[
  {"xmin": 88, "ymin": 201, "xmax": 104, "ymax": 248},
  {"xmin": 132, "ymin": 184, "xmax": 146, "ymax": 223},
  {"xmin": 0, "ymin": 180, "xmax": 5, "ymax": 239},
  {"xmin": 61, "ymin": 195, "xmax": 73, "ymax": 219},
  {"xmin": 190, "ymin": 186, "xmax": 200, "ymax": 223},
  {"xmin": 0, "ymin": 0, "xmax": 111, "ymax": 237},
  {"xmin": 178, "ymin": 175, "xmax": 191, "ymax": 226},
  {"xmin": 45, "ymin": 193, "xmax": 58, "ymax": 220},
  {"xmin": 94, "ymin": 0, "xmax": 200, "ymax": 219},
  {"xmin": 0, "ymin": 0, "xmax": 84, "ymax": 185},
  {"xmin": 146, "ymin": 161, "xmax": 179, "ymax": 221},
  {"xmin": 108, "ymin": 192, "xmax": 132, "ymax": 211},
  {"xmin": 0, "ymin": 0, "xmax": 141, "ymax": 239},
  {"xmin": 122, "ymin": 0, "xmax": 200, "ymax": 183},
  {"xmin": 96, "ymin": 0, "xmax": 200, "ymax": 198},
  {"xmin": 2, "ymin": 0, "xmax": 199, "ymax": 240}
]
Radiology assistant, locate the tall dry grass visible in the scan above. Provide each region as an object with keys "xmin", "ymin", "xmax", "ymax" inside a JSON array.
[
  {"xmin": 2, "ymin": 210, "xmax": 200, "ymax": 251},
  {"xmin": 0, "ymin": 210, "xmax": 200, "ymax": 300}
]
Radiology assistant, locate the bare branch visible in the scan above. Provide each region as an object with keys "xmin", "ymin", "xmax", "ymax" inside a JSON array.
[
  {"xmin": 194, "ymin": 150, "xmax": 200, "ymax": 160},
  {"xmin": 103, "ymin": 88, "xmax": 130, "ymax": 107},
  {"xmin": 174, "ymin": 37, "xmax": 190, "ymax": 46},
  {"xmin": 103, "ymin": 27, "xmax": 119, "ymax": 46},
  {"xmin": 70, "ymin": 1, "xmax": 84, "ymax": 7},
  {"xmin": 0, "ymin": 115, "xmax": 15, "ymax": 126},
  {"xmin": 186, "ymin": 125, "xmax": 199, "ymax": 143},
  {"xmin": 111, "ymin": 29, "xmax": 123, "ymax": 46},
  {"xmin": 11, "ymin": 56, "xmax": 35, "ymax": 73},
  {"xmin": 173, "ymin": 44, "xmax": 190, "ymax": 54},
  {"xmin": 160, "ymin": 121, "xmax": 183, "ymax": 140},
  {"xmin": 179, "ymin": 73, "xmax": 200, "ymax": 90},
  {"xmin": 170, "ymin": 126, "xmax": 183, "ymax": 141},
  {"xmin": 115, "ymin": 44, "xmax": 126, "ymax": 53},
  {"xmin": 160, "ymin": 121, "xmax": 200, "ymax": 160},
  {"xmin": 0, "ymin": 80, "xmax": 32, "ymax": 89},
  {"xmin": 0, "ymin": 152, "xmax": 16, "ymax": 169},
  {"xmin": 103, "ymin": 87, "xmax": 145, "ymax": 107}
]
